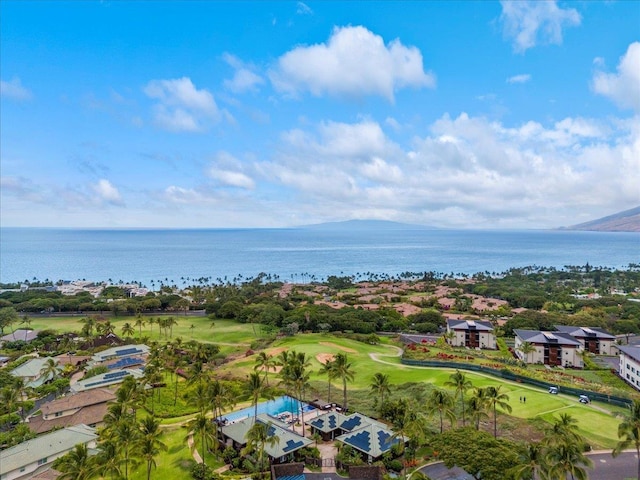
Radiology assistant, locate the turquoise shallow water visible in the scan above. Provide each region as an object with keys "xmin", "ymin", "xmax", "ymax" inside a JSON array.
[{"xmin": 0, "ymin": 227, "xmax": 638, "ymax": 287}]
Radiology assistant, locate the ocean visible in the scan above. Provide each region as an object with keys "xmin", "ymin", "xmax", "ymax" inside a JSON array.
[{"xmin": 0, "ymin": 228, "xmax": 638, "ymax": 287}]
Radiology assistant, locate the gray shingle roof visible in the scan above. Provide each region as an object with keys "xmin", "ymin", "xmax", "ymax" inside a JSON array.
[
  {"xmin": 0, "ymin": 424, "xmax": 97, "ymax": 474},
  {"xmin": 514, "ymin": 329, "xmax": 581, "ymax": 346},
  {"xmin": 447, "ymin": 319, "xmax": 494, "ymax": 332},
  {"xmin": 619, "ymin": 345, "xmax": 640, "ymax": 363},
  {"xmin": 554, "ymin": 325, "xmax": 615, "ymax": 340}
]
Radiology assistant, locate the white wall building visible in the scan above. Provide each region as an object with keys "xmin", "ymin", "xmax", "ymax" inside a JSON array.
[
  {"xmin": 619, "ymin": 345, "xmax": 640, "ymax": 392},
  {"xmin": 446, "ymin": 319, "xmax": 496, "ymax": 349},
  {"xmin": 554, "ymin": 325, "xmax": 616, "ymax": 355},
  {"xmin": 514, "ymin": 329, "xmax": 583, "ymax": 368}
]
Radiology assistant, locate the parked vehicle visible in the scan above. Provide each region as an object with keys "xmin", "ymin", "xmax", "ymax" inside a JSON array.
[
  {"xmin": 549, "ymin": 386, "xmax": 559, "ymax": 394},
  {"xmin": 579, "ymin": 394, "xmax": 590, "ymax": 404}
]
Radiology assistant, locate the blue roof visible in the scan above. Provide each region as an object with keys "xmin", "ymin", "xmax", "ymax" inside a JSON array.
[
  {"xmin": 107, "ymin": 356, "xmax": 144, "ymax": 369},
  {"xmin": 340, "ymin": 414, "xmax": 363, "ymax": 431},
  {"xmin": 282, "ymin": 439, "xmax": 305, "ymax": 453}
]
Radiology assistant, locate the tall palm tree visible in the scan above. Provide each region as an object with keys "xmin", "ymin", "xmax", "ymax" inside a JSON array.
[
  {"xmin": 39, "ymin": 358, "xmax": 59, "ymax": 384},
  {"xmin": 517, "ymin": 341, "xmax": 536, "ymax": 363},
  {"xmin": 95, "ymin": 439, "xmax": 122, "ymax": 480},
  {"xmin": 508, "ymin": 442, "xmax": 548, "ymax": 480},
  {"xmin": 613, "ymin": 399, "xmax": 640, "ymax": 480},
  {"xmin": 135, "ymin": 315, "xmax": 145, "ymax": 337},
  {"xmin": 332, "ymin": 353, "xmax": 355, "ymax": 411},
  {"xmin": 186, "ymin": 413, "xmax": 217, "ymax": 470},
  {"xmin": 113, "ymin": 417, "xmax": 141, "ymax": 480},
  {"xmin": 254, "ymin": 352, "xmax": 276, "ymax": 386},
  {"xmin": 426, "ymin": 388, "xmax": 456, "ymax": 434},
  {"xmin": 318, "ymin": 358, "xmax": 337, "ymax": 403},
  {"xmin": 79, "ymin": 316, "xmax": 96, "ymax": 337},
  {"xmin": 137, "ymin": 416, "xmax": 167, "ymax": 480},
  {"xmin": 209, "ymin": 379, "xmax": 235, "ymax": 421},
  {"xmin": 468, "ymin": 387, "xmax": 489, "ymax": 431},
  {"xmin": 545, "ymin": 441, "xmax": 593, "ymax": 480},
  {"xmin": 243, "ymin": 421, "xmax": 280, "ymax": 476},
  {"xmin": 370, "ymin": 372, "xmax": 391, "ymax": 416},
  {"xmin": 122, "ymin": 322, "xmax": 135, "ymax": 338},
  {"xmin": 20, "ymin": 316, "xmax": 32, "ymax": 341},
  {"xmin": 485, "ymin": 385, "xmax": 512, "ymax": 438},
  {"xmin": 444, "ymin": 370, "xmax": 472, "ymax": 426},
  {"xmin": 245, "ymin": 371, "xmax": 274, "ymax": 423},
  {"xmin": 56, "ymin": 443, "xmax": 97, "ymax": 480},
  {"xmin": 280, "ymin": 359, "xmax": 310, "ymax": 436}
]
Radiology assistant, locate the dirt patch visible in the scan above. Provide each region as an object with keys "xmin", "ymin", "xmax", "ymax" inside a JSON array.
[
  {"xmin": 316, "ymin": 353, "xmax": 335, "ymax": 364},
  {"xmin": 318, "ymin": 342, "xmax": 358, "ymax": 354},
  {"xmin": 267, "ymin": 347, "xmax": 287, "ymax": 355}
]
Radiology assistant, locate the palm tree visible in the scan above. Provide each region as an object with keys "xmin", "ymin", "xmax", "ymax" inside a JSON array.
[
  {"xmin": 370, "ymin": 372, "xmax": 391, "ymax": 416},
  {"xmin": 426, "ymin": 388, "xmax": 456, "ymax": 434},
  {"xmin": 318, "ymin": 358, "xmax": 337, "ymax": 403},
  {"xmin": 95, "ymin": 439, "xmax": 122, "ymax": 480},
  {"xmin": 243, "ymin": 421, "xmax": 280, "ymax": 476},
  {"xmin": 186, "ymin": 413, "xmax": 217, "ymax": 470},
  {"xmin": 468, "ymin": 388, "xmax": 489, "ymax": 431},
  {"xmin": 39, "ymin": 358, "xmax": 59, "ymax": 384},
  {"xmin": 517, "ymin": 341, "xmax": 536, "ymax": 363},
  {"xmin": 135, "ymin": 315, "xmax": 145, "ymax": 337},
  {"xmin": 545, "ymin": 413, "xmax": 583, "ymax": 445},
  {"xmin": 137, "ymin": 416, "xmax": 167, "ymax": 480},
  {"xmin": 254, "ymin": 352, "xmax": 276, "ymax": 386},
  {"xmin": 209, "ymin": 379, "xmax": 235, "ymax": 420},
  {"xmin": 485, "ymin": 385, "xmax": 512, "ymax": 438},
  {"xmin": 508, "ymin": 442, "xmax": 548, "ymax": 480},
  {"xmin": 613, "ymin": 399, "xmax": 640, "ymax": 480},
  {"xmin": 56, "ymin": 443, "xmax": 97, "ymax": 480},
  {"xmin": 245, "ymin": 371, "xmax": 274, "ymax": 423},
  {"xmin": 545, "ymin": 441, "xmax": 593, "ymax": 480},
  {"xmin": 122, "ymin": 322, "xmax": 135, "ymax": 338},
  {"xmin": 79, "ymin": 316, "xmax": 96, "ymax": 337},
  {"xmin": 332, "ymin": 353, "xmax": 355, "ymax": 411},
  {"xmin": 113, "ymin": 417, "xmax": 141, "ymax": 480},
  {"xmin": 444, "ymin": 370, "xmax": 472, "ymax": 426},
  {"xmin": 280, "ymin": 358, "xmax": 310, "ymax": 436},
  {"xmin": 20, "ymin": 316, "xmax": 32, "ymax": 341}
]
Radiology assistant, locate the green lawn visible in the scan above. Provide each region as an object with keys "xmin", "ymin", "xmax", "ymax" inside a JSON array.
[{"xmin": 128, "ymin": 425, "xmax": 194, "ymax": 480}]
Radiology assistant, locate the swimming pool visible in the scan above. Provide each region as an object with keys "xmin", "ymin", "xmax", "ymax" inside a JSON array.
[{"xmin": 219, "ymin": 395, "xmax": 315, "ymax": 423}]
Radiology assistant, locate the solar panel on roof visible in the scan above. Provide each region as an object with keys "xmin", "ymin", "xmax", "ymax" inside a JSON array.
[
  {"xmin": 115, "ymin": 347, "xmax": 139, "ymax": 356},
  {"xmin": 328, "ymin": 414, "xmax": 337, "ymax": 429},
  {"xmin": 341, "ymin": 415, "xmax": 362, "ymax": 431},
  {"xmin": 282, "ymin": 439, "xmax": 304, "ymax": 453},
  {"xmin": 377, "ymin": 430, "xmax": 395, "ymax": 452},
  {"xmin": 347, "ymin": 430, "xmax": 371, "ymax": 453}
]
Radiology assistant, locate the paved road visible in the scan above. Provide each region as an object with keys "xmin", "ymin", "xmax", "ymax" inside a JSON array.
[{"xmin": 420, "ymin": 451, "xmax": 638, "ymax": 480}]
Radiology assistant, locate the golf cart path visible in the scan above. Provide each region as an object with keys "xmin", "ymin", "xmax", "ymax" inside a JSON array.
[{"xmin": 368, "ymin": 345, "xmax": 613, "ymax": 415}]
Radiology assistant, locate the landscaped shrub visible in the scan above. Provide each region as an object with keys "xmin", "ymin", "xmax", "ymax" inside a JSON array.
[{"xmin": 191, "ymin": 462, "xmax": 213, "ymax": 480}]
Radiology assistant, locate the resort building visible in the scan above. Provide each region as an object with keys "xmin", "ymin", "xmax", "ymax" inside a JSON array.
[
  {"xmin": 0, "ymin": 330, "xmax": 40, "ymax": 345},
  {"xmin": 0, "ymin": 424, "xmax": 97, "ymax": 480},
  {"xmin": 446, "ymin": 319, "xmax": 496, "ymax": 349},
  {"xmin": 27, "ymin": 388, "xmax": 116, "ymax": 434},
  {"xmin": 10, "ymin": 357, "xmax": 60, "ymax": 388},
  {"xmin": 618, "ymin": 345, "xmax": 640, "ymax": 391},
  {"xmin": 89, "ymin": 344, "xmax": 149, "ymax": 367},
  {"xmin": 219, "ymin": 414, "xmax": 313, "ymax": 464},
  {"xmin": 514, "ymin": 329, "xmax": 583, "ymax": 368},
  {"xmin": 554, "ymin": 325, "xmax": 616, "ymax": 355},
  {"xmin": 70, "ymin": 367, "xmax": 144, "ymax": 393}
]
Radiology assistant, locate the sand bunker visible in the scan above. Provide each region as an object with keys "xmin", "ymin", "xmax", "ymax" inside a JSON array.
[
  {"xmin": 318, "ymin": 342, "xmax": 358, "ymax": 354},
  {"xmin": 316, "ymin": 353, "xmax": 335, "ymax": 364}
]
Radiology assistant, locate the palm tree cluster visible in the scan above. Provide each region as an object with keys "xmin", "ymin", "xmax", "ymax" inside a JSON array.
[
  {"xmin": 315, "ymin": 352, "xmax": 354, "ymax": 411},
  {"xmin": 56, "ymin": 377, "xmax": 167, "ymax": 480}
]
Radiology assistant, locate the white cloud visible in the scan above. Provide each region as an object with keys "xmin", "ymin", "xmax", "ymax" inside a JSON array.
[
  {"xmin": 92, "ymin": 179, "xmax": 123, "ymax": 205},
  {"xmin": 0, "ymin": 77, "xmax": 32, "ymax": 100},
  {"xmin": 296, "ymin": 2, "xmax": 313, "ymax": 15},
  {"xmin": 269, "ymin": 26, "xmax": 435, "ymax": 101},
  {"xmin": 222, "ymin": 53, "xmax": 265, "ymax": 93},
  {"xmin": 144, "ymin": 77, "xmax": 219, "ymax": 132},
  {"xmin": 206, "ymin": 151, "xmax": 255, "ymax": 189},
  {"xmin": 500, "ymin": 0, "xmax": 581, "ymax": 53},
  {"xmin": 506, "ymin": 74, "xmax": 531, "ymax": 84},
  {"xmin": 592, "ymin": 42, "xmax": 640, "ymax": 112}
]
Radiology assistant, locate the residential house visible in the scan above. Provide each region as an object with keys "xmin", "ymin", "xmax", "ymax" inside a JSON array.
[
  {"xmin": 219, "ymin": 414, "xmax": 313, "ymax": 464},
  {"xmin": 514, "ymin": 329, "xmax": 583, "ymax": 368},
  {"xmin": 446, "ymin": 319, "xmax": 496, "ymax": 349},
  {"xmin": 10, "ymin": 357, "xmax": 60, "ymax": 388},
  {"xmin": 27, "ymin": 388, "xmax": 116, "ymax": 434},
  {"xmin": 0, "ymin": 330, "xmax": 40, "ymax": 345},
  {"xmin": 70, "ymin": 367, "xmax": 144, "ymax": 393},
  {"xmin": 618, "ymin": 345, "xmax": 640, "ymax": 392},
  {"xmin": 554, "ymin": 325, "xmax": 616, "ymax": 355},
  {"xmin": 0, "ymin": 424, "xmax": 97, "ymax": 480},
  {"xmin": 89, "ymin": 344, "xmax": 149, "ymax": 367}
]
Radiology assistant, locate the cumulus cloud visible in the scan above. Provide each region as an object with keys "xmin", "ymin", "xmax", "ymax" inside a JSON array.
[
  {"xmin": 0, "ymin": 77, "xmax": 33, "ymax": 100},
  {"xmin": 222, "ymin": 53, "xmax": 265, "ymax": 93},
  {"xmin": 592, "ymin": 42, "xmax": 640, "ymax": 112},
  {"xmin": 92, "ymin": 179, "xmax": 123, "ymax": 205},
  {"xmin": 500, "ymin": 0, "xmax": 581, "ymax": 53},
  {"xmin": 256, "ymin": 112, "xmax": 639, "ymax": 228},
  {"xmin": 269, "ymin": 26, "xmax": 435, "ymax": 101},
  {"xmin": 144, "ymin": 77, "xmax": 219, "ymax": 132},
  {"xmin": 206, "ymin": 151, "xmax": 256, "ymax": 189},
  {"xmin": 506, "ymin": 74, "xmax": 531, "ymax": 84}
]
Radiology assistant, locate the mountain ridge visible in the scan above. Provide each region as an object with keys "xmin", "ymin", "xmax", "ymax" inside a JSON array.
[{"xmin": 563, "ymin": 206, "xmax": 640, "ymax": 232}]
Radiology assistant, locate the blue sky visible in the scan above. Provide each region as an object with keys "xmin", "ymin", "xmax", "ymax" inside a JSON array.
[{"xmin": 1, "ymin": 1, "xmax": 639, "ymax": 229}]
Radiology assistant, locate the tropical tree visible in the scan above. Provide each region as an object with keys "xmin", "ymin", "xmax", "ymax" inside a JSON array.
[
  {"xmin": 137, "ymin": 416, "xmax": 167, "ymax": 480},
  {"xmin": 279, "ymin": 356, "xmax": 310, "ymax": 436},
  {"xmin": 94, "ymin": 439, "xmax": 122, "ymax": 480},
  {"xmin": 135, "ymin": 315, "xmax": 145, "ymax": 337},
  {"xmin": 209, "ymin": 379, "xmax": 235, "ymax": 420},
  {"xmin": 508, "ymin": 442, "xmax": 548, "ymax": 480},
  {"xmin": 370, "ymin": 372, "xmax": 391, "ymax": 416},
  {"xmin": 426, "ymin": 388, "xmax": 456, "ymax": 434},
  {"xmin": 484, "ymin": 385, "xmax": 512, "ymax": 438},
  {"xmin": 39, "ymin": 358, "xmax": 59, "ymax": 384},
  {"xmin": 468, "ymin": 388, "xmax": 490, "ymax": 431},
  {"xmin": 545, "ymin": 442, "xmax": 593, "ymax": 480},
  {"xmin": 0, "ymin": 307, "xmax": 19, "ymax": 335},
  {"xmin": 444, "ymin": 370, "xmax": 472, "ymax": 426},
  {"xmin": 318, "ymin": 357, "xmax": 337, "ymax": 403},
  {"xmin": 20, "ymin": 315, "xmax": 32, "ymax": 340},
  {"xmin": 113, "ymin": 416, "xmax": 140, "ymax": 479},
  {"xmin": 254, "ymin": 352, "xmax": 276, "ymax": 386},
  {"xmin": 122, "ymin": 322, "xmax": 135, "ymax": 338},
  {"xmin": 242, "ymin": 421, "xmax": 280, "ymax": 477},
  {"xmin": 56, "ymin": 443, "xmax": 97, "ymax": 480},
  {"xmin": 245, "ymin": 371, "xmax": 274, "ymax": 423},
  {"xmin": 517, "ymin": 341, "xmax": 536, "ymax": 363},
  {"xmin": 79, "ymin": 316, "xmax": 96, "ymax": 337},
  {"xmin": 613, "ymin": 399, "xmax": 640, "ymax": 480},
  {"xmin": 186, "ymin": 413, "xmax": 218, "ymax": 469},
  {"xmin": 332, "ymin": 353, "xmax": 355, "ymax": 411}
]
